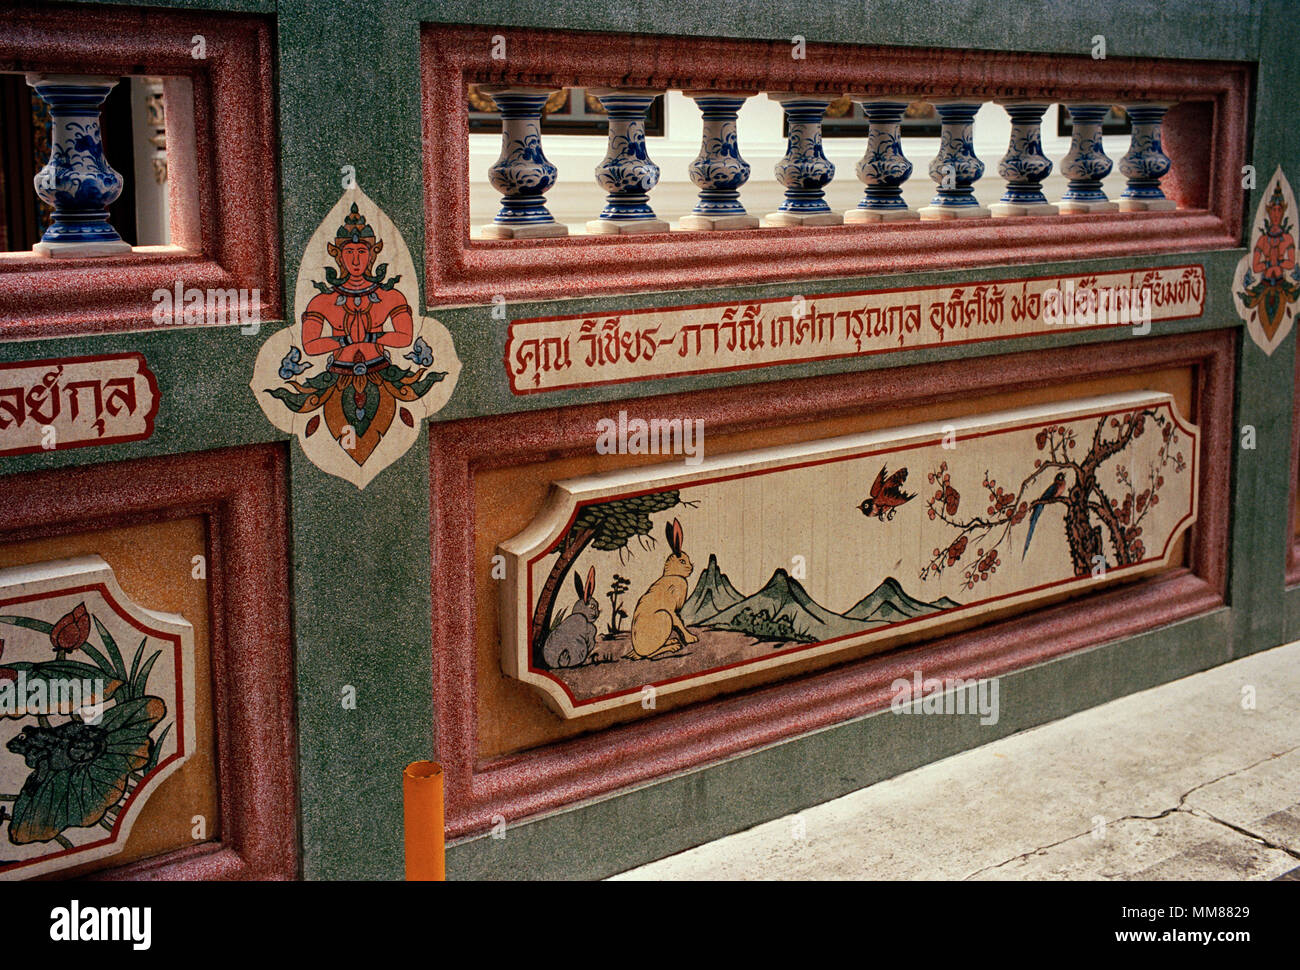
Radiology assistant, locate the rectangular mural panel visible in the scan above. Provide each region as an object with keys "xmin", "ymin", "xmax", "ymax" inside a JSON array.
[{"xmin": 500, "ymin": 391, "xmax": 1198, "ymax": 717}]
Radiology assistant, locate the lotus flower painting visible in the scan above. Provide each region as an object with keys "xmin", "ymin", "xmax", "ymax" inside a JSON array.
[{"xmin": 0, "ymin": 557, "xmax": 195, "ymax": 880}]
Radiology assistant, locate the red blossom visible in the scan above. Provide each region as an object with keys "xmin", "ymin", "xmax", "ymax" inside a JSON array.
[
  {"xmin": 946, "ymin": 535, "xmax": 968, "ymax": 566},
  {"xmin": 50, "ymin": 602, "xmax": 91, "ymax": 654},
  {"xmin": 942, "ymin": 484, "xmax": 961, "ymax": 516}
]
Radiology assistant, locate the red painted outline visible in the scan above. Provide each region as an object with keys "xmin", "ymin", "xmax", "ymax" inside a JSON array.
[
  {"xmin": 522, "ymin": 400, "xmax": 1198, "ymax": 709},
  {"xmin": 0, "ymin": 581, "xmax": 186, "ymax": 877},
  {"xmin": 505, "ymin": 265, "xmax": 1207, "ymax": 394},
  {"xmin": 0, "ymin": 353, "xmax": 160, "ymax": 458}
]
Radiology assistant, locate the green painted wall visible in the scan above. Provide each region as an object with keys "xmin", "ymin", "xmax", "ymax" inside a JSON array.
[{"xmin": 1, "ymin": 0, "xmax": 1295, "ymax": 879}]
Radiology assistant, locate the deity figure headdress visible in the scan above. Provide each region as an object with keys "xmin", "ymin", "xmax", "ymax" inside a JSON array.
[
  {"xmin": 326, "ymin": 202, "xmax": 384, "ymax": 273},
  {"xmin": 1266, "ymin": 182, "xmax": 1288, "ymax": 224}
]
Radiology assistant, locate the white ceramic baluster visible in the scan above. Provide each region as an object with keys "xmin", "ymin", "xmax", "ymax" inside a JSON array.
[
  {"xmin": 763, "ymin": 92, "xmax": 842, "ymax": 227},
  {"xmin": 919, "ymin": 99, "xmax": 989, "ymax": 220},
  {"xmin": 480, "ymin": 86, "xmax": 569, "ymax": 238},
  {"xmin": 1118, "ymin": 102, "xmax": 1176, "ymax": 212},
  {"xmin": 27, "ymin": 73, "xmax": 132, "ymax": 257},
  {"xmin": 845, "ymin": 95, "xmax": 921, "ymax": 223},
  {"xmin": 586, "ymin": 88, "xmax": 669, "ymax": 234},
  {"xmin": 990, "ymin": 101, "xmax": 1056, "ymax": 217},
  {"xmin": 680, "ymin": 92, "xmax": 758, "ymax": 230},
  {"xmin": 1057, "ymin": 103, "xmax": 1119, "ymax": 214}
]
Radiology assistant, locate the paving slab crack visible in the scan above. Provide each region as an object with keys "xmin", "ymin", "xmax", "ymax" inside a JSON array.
[
  {"xmin": 962, "ymin": 746, "xmax": 1300, "ymax": 880},
  {"xmin": 1184, "ymin": 807, "xmax": 1300, "ymax": 863}
]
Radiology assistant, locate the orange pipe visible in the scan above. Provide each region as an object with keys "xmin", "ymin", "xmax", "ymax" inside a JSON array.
[{"xmin": 403, "ymin": 760, "xmax": 445, "ymax": 880}]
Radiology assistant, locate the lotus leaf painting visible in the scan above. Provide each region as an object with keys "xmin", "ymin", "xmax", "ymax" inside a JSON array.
[
  {"xmin": 252, "ymin": 186, "xmax": 462, "ymax": 489},
  {"xmin": 499, "ymin": 392, "xmax": 1199, "ymax": 717},
  {"xmin": 0, "ymin": 557, "xmax": 195, "ymax": 879}
]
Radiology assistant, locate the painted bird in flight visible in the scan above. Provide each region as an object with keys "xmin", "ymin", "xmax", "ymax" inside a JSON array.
[
  {"xmin": 1022, "ymin": 471, "xmax": 1068, "ymax": 559},
  {"xmin": 859, "ymin": 465, "xmax": 915, "ymax": 521}
]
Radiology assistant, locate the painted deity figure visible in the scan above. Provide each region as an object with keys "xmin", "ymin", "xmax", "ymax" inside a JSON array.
[
  {"xmin": 1254, "ymin": 185, "xmax": 1297, "ymax": 281},
  {"xmin": 302, "ymin": 203, "xmax": 414, "ymax": 368},
  {"xmin": 1239, "ymin": 182, "xmax": 1300, "ymax": 339},
  {"xmin": 266, "ymin": 203, "xmax": 446, "ymax": 467}
]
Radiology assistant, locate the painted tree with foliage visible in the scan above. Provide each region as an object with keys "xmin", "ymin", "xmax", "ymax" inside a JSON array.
[
  {"xmin": 919, "ymin": 407, "xmax": 1187, "ymax": 589},
  {"xmin": 604, "ymin": 574, "xmax": 632, "ymax": 639},
  {"xmin": 531, "ymin": 491, "xmax": 684, "ymax": 666}
]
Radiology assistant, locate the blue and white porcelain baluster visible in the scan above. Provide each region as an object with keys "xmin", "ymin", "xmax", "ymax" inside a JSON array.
[
  {"xmin": 680, "ymin": 92, "xmax": 758, "ymax": 230},
  {"xmin": 919, "ymin": 99, "xmax": 989, "ymax": 220},
  {"xmin": 990, "ymin": 101, "xmax": 1056, "ymax": 217},
  {"xmin": 586, "ymin": 89, "xmax": 669, "ymax": 234},
  {"xmin": 763, "ymin": 92, "xmax": 842, "ymax": 227},
  {"xmin": 26, "ymin": 74, "xmax": 132, "ymax": 257},
  {"xmin": 845, "ymin": 95, "xmax": 920, "ymax": 223},
  {"xmin": 1118, "ymin": 103, "xmax": 1176, "ymax": 212},
  {"xmin": 479, "ymin": 86, "xmax": 568, "ymax": 238},
  {"xmin": 1057, "ymin": 103, "xmax": 1119, "ymax": 214}
]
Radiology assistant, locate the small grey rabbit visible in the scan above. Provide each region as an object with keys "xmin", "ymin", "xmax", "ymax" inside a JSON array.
[{"xmin": 542, "ymin": 566, "xmax": 601, "ymax": 669}]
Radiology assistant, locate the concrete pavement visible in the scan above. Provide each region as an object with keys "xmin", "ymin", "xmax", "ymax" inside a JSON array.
[{"xmin": 614, "ymin": 640, "xmax": 1300, "ymax": 880}]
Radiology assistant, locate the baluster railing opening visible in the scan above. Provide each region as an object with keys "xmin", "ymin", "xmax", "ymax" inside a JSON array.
[
  {"xmin": 468, "ymin": 86, "xmax": 1191, "ymax": 239},
  {"xmin": 430, "ymin": 25, "xmax": 1243, "ymax": 302},
  {"xmin": 0, "ymin": 71, "xmax": 199, "ymax": 259}
]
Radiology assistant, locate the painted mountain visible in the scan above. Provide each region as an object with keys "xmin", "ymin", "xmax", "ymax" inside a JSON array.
[
  {"xmin": 844, "ymin": 577, "xmax": 962, "ymax": 625},
  {"xmin": 685, "ymin": 556, "xmax": 959, "ymax": 644},
  {"xmin": 704, "ymin": 568, "xmax": 864, "ymax": 641},
  {"xmin": 681, "ymin": 553, "xmax": 746, "ymax": 624}
]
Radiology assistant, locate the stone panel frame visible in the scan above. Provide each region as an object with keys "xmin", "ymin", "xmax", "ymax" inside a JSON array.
[
  {"xmin": 422, "ymin": 24, "xmax": 1249, "ymax": 306},
  {"xmin": 430, "ymin": 329, "xmax": 1233, "ymax": 838},
  {"xmin": 0, "ymin": 4, "xmax": 281, "ymax": 340},
  {"xmin": 0, "ymin": 444, "xmax": 296, "ymax": 880}
]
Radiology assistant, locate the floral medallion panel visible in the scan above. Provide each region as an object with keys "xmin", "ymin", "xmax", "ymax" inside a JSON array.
[
  {"xmin": 252, "ymin": 186, "xmax": 462, "ymax": 489},
  {"xmin": 1234, "ymin": 166, "xmax": 1300, "ymax": 356},
  {"xmin": 0, "ymin": 556, "xmax": 195, "ymax": 879},
  {"xmin": 500, "ymin": 392, "xmax": 1199, "ymax": 717}
]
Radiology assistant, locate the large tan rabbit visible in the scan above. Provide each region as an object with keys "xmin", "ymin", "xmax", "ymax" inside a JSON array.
[{"xmin": 628, "ymin": 518, "xmax": 697, "ymax": 660}]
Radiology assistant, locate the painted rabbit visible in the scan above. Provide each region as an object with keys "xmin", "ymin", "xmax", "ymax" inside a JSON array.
[
  {"xmin": 542, "ymin": 566, "xmax": 601, "ymax": 669},
  {"xmin": 629, "ymin": 518, "xmax": 697, "ymax": 660}
]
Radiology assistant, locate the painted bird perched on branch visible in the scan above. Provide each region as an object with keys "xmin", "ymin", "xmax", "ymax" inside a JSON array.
[
  {"xmin": 1022, "ymin": 472, "xmax": 1068, "ymax": 559},
  {"xmin": 859, "ymin": 465, "xmax": 915, "ymax": 521}
]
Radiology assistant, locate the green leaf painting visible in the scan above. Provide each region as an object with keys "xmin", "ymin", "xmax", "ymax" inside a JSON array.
[{"xmin": 0, "ymin": 603, "xmax": 173, "ymax": 854}]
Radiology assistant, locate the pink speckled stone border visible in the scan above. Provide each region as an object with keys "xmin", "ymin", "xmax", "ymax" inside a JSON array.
[
  {"xmin": 421, "ymin": 26, "xmax": 1248, "ymax": 306},
  {"xmin": 429, "ymin": 330, "xmax": 1234, "ymax": 839},
  {"xmin": 0, "ymin": 5, "xmax": 280, "ymax": 340},
  {"xmin": 1288, "ymin": 341, "xmax": 1300, "ymax": 587},
  {"xmin": 0, "ymin": 445, "xmax": 297, "ymax": 880}
]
